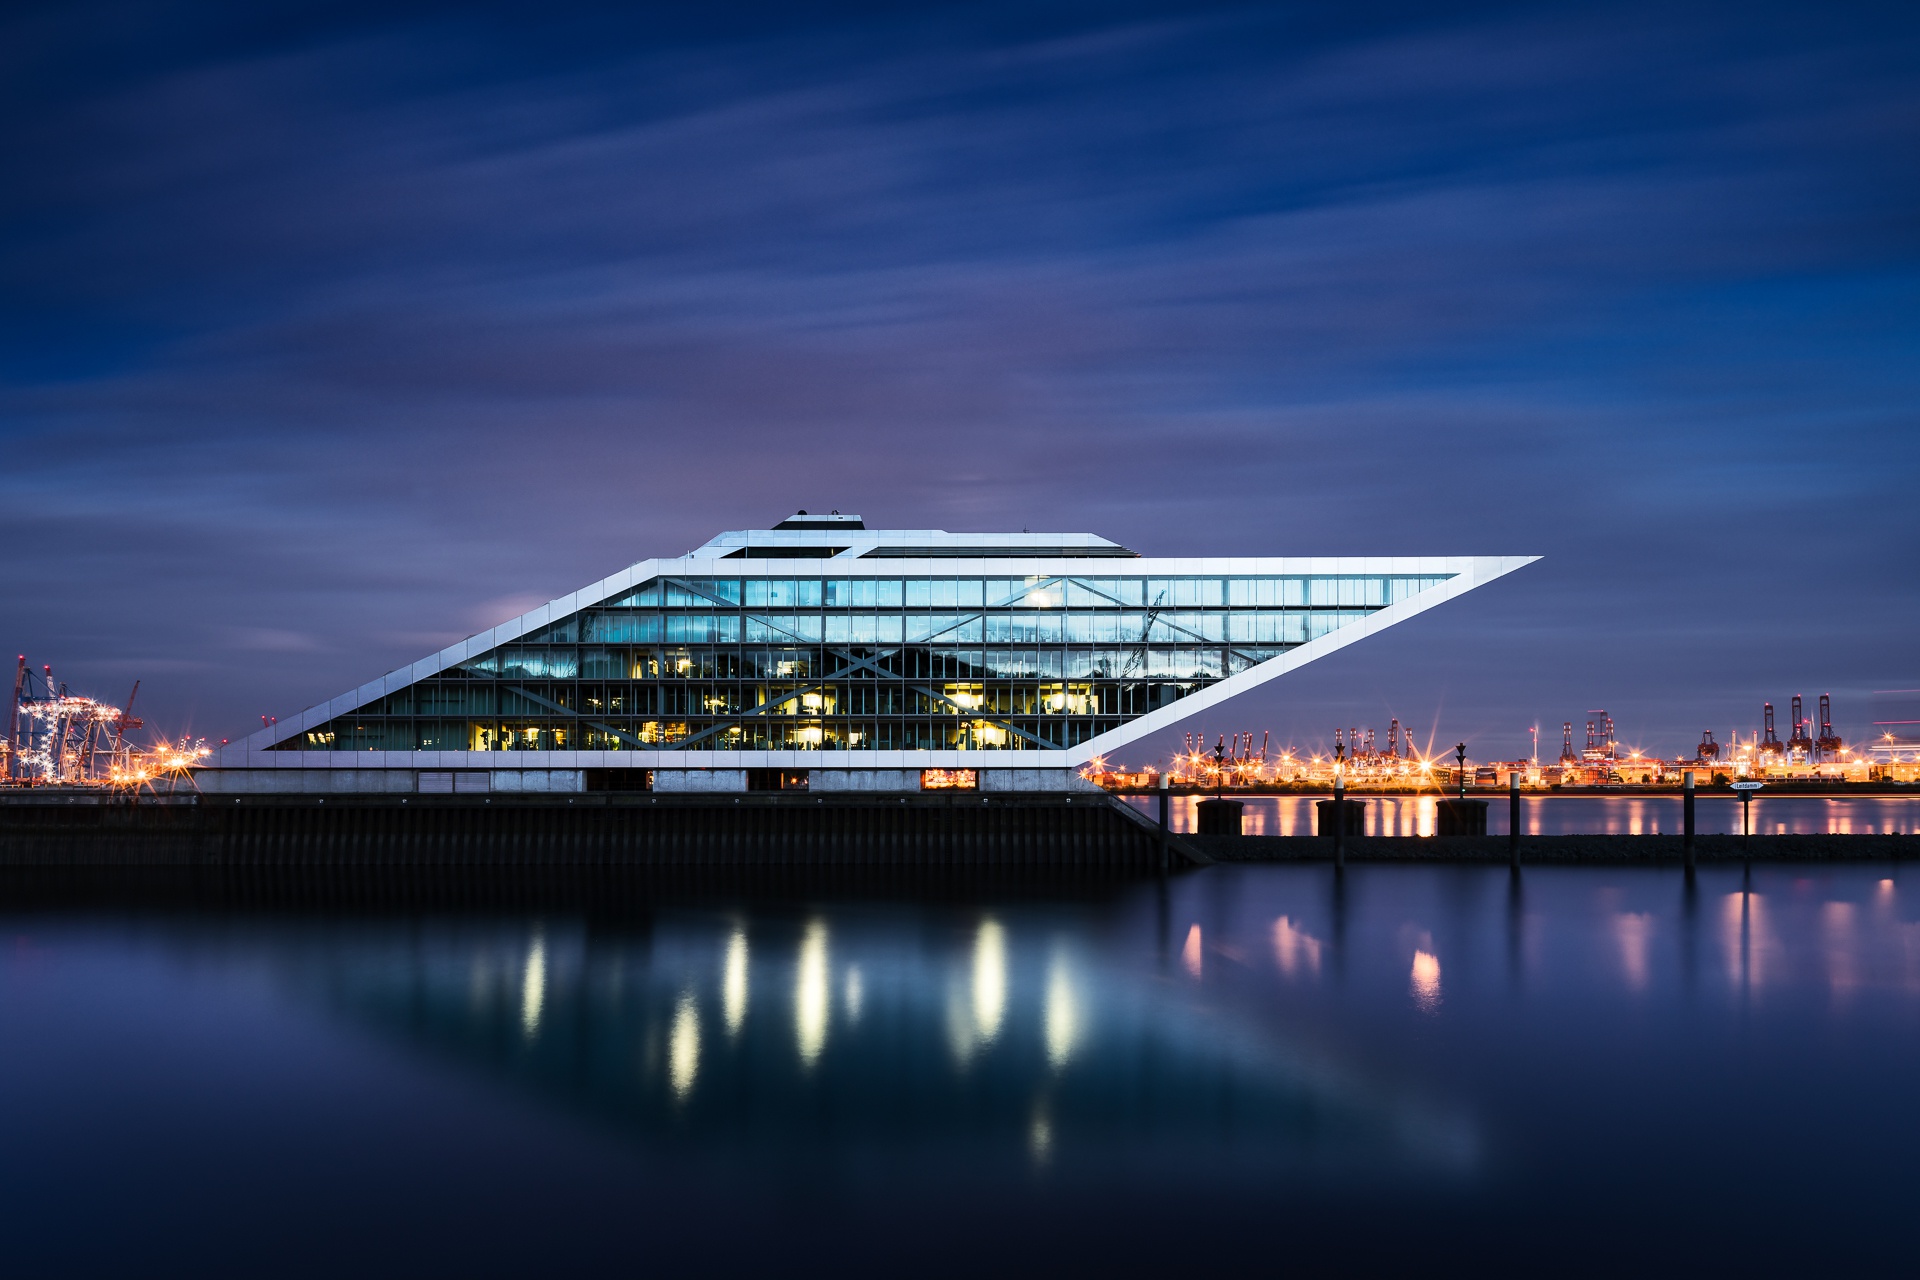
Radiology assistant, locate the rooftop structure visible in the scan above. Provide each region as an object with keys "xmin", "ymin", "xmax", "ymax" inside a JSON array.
[{"xmin": 207, "ymin": 515, "xmax": 1536, "ymax": 794}]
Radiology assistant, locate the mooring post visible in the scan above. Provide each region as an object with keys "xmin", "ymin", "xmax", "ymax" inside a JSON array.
[
  {"xmin": 1509, "ymin": 771, "xmax": 1521, "ymax": 869},
  {"xmin": 1333, "ymin": 753, "xmax": 1346, "ymax": 870},
  {"xmin": 1157, "ymin": 770, "xmax": 1170, "ymax": 872},
  {"xmin": 1683, "ymin": 770, "xmax": 1696, "ymax": 870}
]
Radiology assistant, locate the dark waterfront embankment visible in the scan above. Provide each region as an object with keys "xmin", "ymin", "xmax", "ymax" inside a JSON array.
[
  {"xmin": 0, "ymin": 791, "xmax": 1197, "ymax": 871},
  {"xmin": 2, "ymin": 791, "xmax": 1914, "ymax": 868}
]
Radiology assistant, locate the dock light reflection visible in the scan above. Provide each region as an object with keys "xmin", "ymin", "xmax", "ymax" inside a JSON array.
[
  {"xmin": 1411, "ymin": 950, "xmax": 1442, "ymax": 1013},
  {"xmin": 1822, "ymin": 901, "xmax": 1858, "ymax": 995},
  {"xmin": 1615, "ymin": 912, "xmax": 1653, "ymax": 992},
  {"xmin": 521, "ymin": 934, "xmax": 546, "ymax": 1039},
  {"xmin": 1182, "ymin": 925, "xmax": 1203, "ymax": 978},
  {"xmin": 1044, "ymin": 953, "xmax": 1079, "ymax": 1070},
  {"xmin": 1272, "ymin": 916, "xmax": 1322, "ymax": 979},
  {"xmin": 1028, "ymin": 1101, "xmax": 1054, "ymax": 1166},
  {"xmin": 669, "ymin": 992, "xmax": 701, "ymax": 1099},
  {"xmin": 973, "ymin": 920, "xmax": 1007, "ymax": 1043},
  {"xmin": 722, "ymin": 929, "xmax": 748, "ymax": 1036},
  {"xmin": 795, "ymin": 921, "xmax": 829, "ymax": 1068},
  {"xmin": 845, "ymin": 965, "xmax": 864, "ymax": 1023}
]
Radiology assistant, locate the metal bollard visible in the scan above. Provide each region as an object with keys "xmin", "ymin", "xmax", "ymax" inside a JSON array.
[
  {"xmin": 1158, "ymin": 771, "xmax": 1170, "ymax": 872},
  {"xmin": 1683, "ymin": 770, "xmax": 1695, "ymax": 870},
  {"xmin": 1509, "ymin": 771, "xmax": 1521, "ymax": 869},
  {"xmin": 1333, "ymin": 769, "xmax": 1346, "ymax": 870}
]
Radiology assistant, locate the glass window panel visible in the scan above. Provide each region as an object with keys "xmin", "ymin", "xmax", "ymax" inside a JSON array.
[
  {"xmin": 578, "ymin": 648, "xmax": 611, "ymax": 679},
  {"xmin": 746, "ymin": 616, "xmax": 821, "ymax": 643},
  {"xmin": 522, "ymin": 617, "xmax": 579, "ymax": 643},
  {"xmin": 1065, "ymin": 580, "xmax": 1115, "ymax": 608},
  {"xmin": 499, "ymin": 647, "xmax": 578, "ymax": 679},
  {"xmin": 608, "ymin": 581, "xmax": 660, "ymax": 608},
  {"xmin": 584, "ymin": 614, "xmax": 662, "ymax": 644},
  {"xmin": 682, "ymin": 578, "xmax": 741, "ymax": 605},
  {"xmin": 1018, "ymin": 580, "xmax": 1064, "ymax": 609},
  {"xmin": 1063, "ymin": 614, "xmax": 1101, "ymax": 644},
  {"xmin": 744, "ymin": 579, "xmax": 822, "ymax": 608}
]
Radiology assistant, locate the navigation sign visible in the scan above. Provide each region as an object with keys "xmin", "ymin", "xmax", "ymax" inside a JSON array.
[{"xmin": 1730, "ymin": 780, "xmax": 1764, "ymax": 791}]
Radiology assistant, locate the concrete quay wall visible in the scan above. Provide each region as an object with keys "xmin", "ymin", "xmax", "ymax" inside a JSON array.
[{"xmin": 0, "ymin": 792, "xmax": 1191, "ymax": 871}]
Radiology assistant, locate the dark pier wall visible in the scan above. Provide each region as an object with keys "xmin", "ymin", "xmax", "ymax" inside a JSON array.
[
  {"xmin": 1186, "ymin": 833, "xmax": 1919, "ymax": 862},
  {"xmin": 0, "ymin": 793, "xmax": 1195, "ymax": 872}
]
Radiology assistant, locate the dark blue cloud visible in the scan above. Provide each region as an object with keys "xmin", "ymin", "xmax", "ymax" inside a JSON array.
[{"xmin": 2, "ymin": 0, "xmax": 1916, "ymax": 755}]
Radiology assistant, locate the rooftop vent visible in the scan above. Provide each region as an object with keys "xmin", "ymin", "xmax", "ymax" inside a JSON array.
[{"xmin": 774, "ymin": 510, "xmax": 865, "ymax": 531}]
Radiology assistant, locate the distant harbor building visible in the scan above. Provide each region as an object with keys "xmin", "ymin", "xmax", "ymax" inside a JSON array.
[{"xmin": 206, "ymin": 514, "xmax": 1535, "ymax": 794}]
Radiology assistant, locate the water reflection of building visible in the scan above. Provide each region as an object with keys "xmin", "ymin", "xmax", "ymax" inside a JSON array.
[{"xmin": 268, "ymin": 910, "xmax": 1476, "ymax": 1176}]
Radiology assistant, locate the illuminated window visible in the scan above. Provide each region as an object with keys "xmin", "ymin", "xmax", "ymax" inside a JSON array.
[{"xmin": 921, "ymin": 769, "xmax": 978, "ymax": 790}]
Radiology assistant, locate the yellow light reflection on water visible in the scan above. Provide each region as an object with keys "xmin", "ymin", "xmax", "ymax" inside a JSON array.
[
  {"xmin": 1272, "ymin": 916, "xmax": 1323, "ymax": 979},
  {"xmin": 974, "ymin": 920, "xmax": 1007, "ymax": 1042},
  {"xmin": 1044, "ymin": 952, "xmax": 1079, "ymax": 1069},
  {"xmin": 1182, "ymin": 925, "xmax": 1203, "ymax": 979},
  {"xmin": 1614, "ymin": 912, "xmax": 1653, "ymax": 991},
  {"xmin": 521, "ymin": 934, "xmax": 546, "ymax": 1040},
  {"xmin": 669, "ymin": 991, "xmax": 701, "ymax": 1099},
  {"xmin": 1411, "ymin": 949, "xmax": 1442, "ymax": 1012},
  {"xmin": 723, "ymin": 928, "xmax": 749, "ymax": 1037},
  {"xmin": 1029, "ymin": 1100, "xmax": 1053, "ymax": 1166},
  {"xmin": 795, "ymin": 920, "xmax": 829, "ymax": 1068},
  {"xmin": 1822, "ymin": 901, "xmax": 1858, "ymax": 995}
]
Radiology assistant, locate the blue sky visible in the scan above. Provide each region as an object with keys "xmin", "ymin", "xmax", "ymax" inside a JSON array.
[{"xmin": 3, "ymin": 0, "xmax": 1916, "ymax": 760}]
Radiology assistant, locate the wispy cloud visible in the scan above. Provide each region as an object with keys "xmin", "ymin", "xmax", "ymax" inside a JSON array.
[{"xmin": 2, "ymin": 0, "xmax": 1916, "ymax": 746}]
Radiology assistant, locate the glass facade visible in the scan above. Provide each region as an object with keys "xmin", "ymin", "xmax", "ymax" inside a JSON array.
[{"xmin": 278, "ymin": 572, "xmax": 1449, "ymax": 754}]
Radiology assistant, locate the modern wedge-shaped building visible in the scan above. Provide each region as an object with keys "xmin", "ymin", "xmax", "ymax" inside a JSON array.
[{"xmin": 207, "ymin": 514, "xmax": 1535, "ymax": 793}]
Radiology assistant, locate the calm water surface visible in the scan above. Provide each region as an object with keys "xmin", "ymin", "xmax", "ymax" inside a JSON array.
[
  {"xmin": 1125, "ymin": 792, "xmax": 1920, "ymax": 835},
  {"xmin": 5, "ymin": 864, "xmax": 1919, "ymax": 1275}
]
